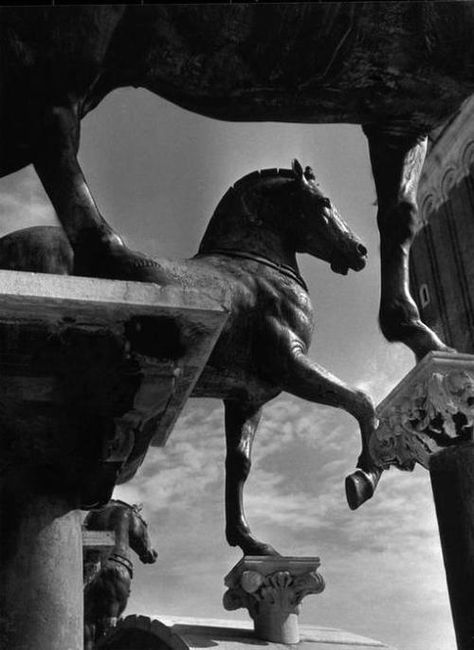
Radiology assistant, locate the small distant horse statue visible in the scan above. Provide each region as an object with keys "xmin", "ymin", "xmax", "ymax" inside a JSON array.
[
  {"xmin": 0, "ymin": 160, "xmax": 379, "ymax": 546},
  {"xmin": 83, "ymin": 500, "xmax": 158, "ymax": 650}
]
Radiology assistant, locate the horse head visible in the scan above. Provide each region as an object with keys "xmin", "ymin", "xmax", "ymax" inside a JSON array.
[
  {"xmin": 289, "ymin": 159, "xmax": 367, "ymax": 274},
  {"xmin": 128, "ymin": 503, "xmax": 158, "ymax": 565},
  {"xmin": 199, "ymin": 159, "xmax": 367, "ymax": 276}
]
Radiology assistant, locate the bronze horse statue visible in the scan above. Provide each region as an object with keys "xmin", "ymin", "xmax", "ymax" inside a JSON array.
[
  {"xmin": 1, "ymin": 3, "xmax": 472, "ymax": 360},
  {"xmin": 83, "ymin": 500, "xmax": 158, "ymax": 650},
  {"xmin": 0, "ymin": 160, "xmax": 379, "ymax": 535}
]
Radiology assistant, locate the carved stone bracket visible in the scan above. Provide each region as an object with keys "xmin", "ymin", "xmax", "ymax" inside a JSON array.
[
  {"xmin": 369, "ymin": 352, "xmax": 474, "ymax": 471},
  {"xmin": 223, "ymin": 556, "xmax": 325, "ymax": 643},
  {"xmin": 106, "ymin": 357, "xmax": 181, "ymax": 465}
]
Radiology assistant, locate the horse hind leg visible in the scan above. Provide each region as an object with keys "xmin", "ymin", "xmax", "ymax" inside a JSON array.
[
  {"xmin": 363, "ymin": 124, "xmax": 455, "ymax": 361},
  {"xmin": 32, "ymin": 105, "xmax": 156, "ymax": 281},
  {"xmin": 224, "ymin": 399, "xmax": 280, "ymax": 556}
]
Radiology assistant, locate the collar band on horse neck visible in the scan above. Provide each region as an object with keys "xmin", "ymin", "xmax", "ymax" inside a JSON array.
[
  {"xmin": 197, "ymin": 248, "xmax": 308, "ymax": 292},
  {"xmin": 109, "ymin": 553, "xmax": 134, "ymax": 579}
]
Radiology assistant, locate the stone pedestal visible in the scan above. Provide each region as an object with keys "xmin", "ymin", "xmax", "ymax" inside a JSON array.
[
  {"xmin": 356, "ymin": 352, "xmax": 474, "ymax": 650},
  {"xmin": 0, "ymin": 271, "xmax": 227, "ymax": 650},
  {"xmin": 223, "ymin": 557, "xmax": 325, "ymax": 643}
]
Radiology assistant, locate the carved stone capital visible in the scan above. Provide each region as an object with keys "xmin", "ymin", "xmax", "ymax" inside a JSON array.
[
  {"xmin": 223, "ymin": 556, "xmax": 324, "ymax": 643},
  {"xmin": 369, "ymin": 352, "xmax": 474, "ymax": 471}
]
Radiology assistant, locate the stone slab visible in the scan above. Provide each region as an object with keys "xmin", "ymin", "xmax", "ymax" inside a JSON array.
[
  {"xmin": 0, "ymin": 269, "xmax": 228, "ymax": 324},
  {"xmin": 0, "ymin": 270, "xmax": 229, "ymax": 449},
  {"xmin": 224, "ymin": 555, "xmax": 321, "ymax": 587},
  {"xmin": 112, "ymin": 616, "xmax": 396, "ymax": 650}
]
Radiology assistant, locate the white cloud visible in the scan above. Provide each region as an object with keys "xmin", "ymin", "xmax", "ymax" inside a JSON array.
[
  {"xmin": 115, "ymin": 386, "xmax": 454, "ymax": 650},
  {"xmin": 0, "ymin": 166, "xmax": 59, "ymax": 236}
]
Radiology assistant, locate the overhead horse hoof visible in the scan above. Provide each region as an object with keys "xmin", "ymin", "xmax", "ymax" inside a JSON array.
[{"xmin": 345, "ymin": 468, "xmax": 381, "ymax": 510}]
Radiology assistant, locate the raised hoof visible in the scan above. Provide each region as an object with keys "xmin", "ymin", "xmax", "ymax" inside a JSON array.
[
  {"xmin": 242, "ymin": 541, "xmax": 281, "ymax": 557},
  {"xmin": 345, "ymin": 468, "xmax": 380, "ymax": 510}
]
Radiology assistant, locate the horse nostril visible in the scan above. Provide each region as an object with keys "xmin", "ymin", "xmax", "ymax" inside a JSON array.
[{"xmin": 357, "ymin": 243, "xmax": 368, "ymax": 257}]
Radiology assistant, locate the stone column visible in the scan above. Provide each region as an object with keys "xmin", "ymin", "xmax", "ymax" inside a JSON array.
[
  {"xmin": 430, "ymin": 443, "xmax": 474, "ymax": 650},
  {"xmin": 223, "ymin": 556, "xmax": 325, "ymax": 643},
  {"xmin": 0, "ymin": 474, "xmax": 83, "ymax": 650}
]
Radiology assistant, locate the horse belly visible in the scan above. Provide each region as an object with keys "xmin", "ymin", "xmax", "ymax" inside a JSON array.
[{"xmin": 143, "ymin": 3, "xmax": 474, "ymax": 128}]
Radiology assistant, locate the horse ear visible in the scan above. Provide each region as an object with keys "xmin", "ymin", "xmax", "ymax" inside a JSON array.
[
  {"xmin": 292, "ymin": 159, "xmax": 304, "ymax": 180},
  {"xmin": 304, "ymin": 166, "xmax": 316, "ymax": 181}
]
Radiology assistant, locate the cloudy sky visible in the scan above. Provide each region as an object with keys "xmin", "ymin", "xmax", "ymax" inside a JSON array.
[{"xmin": 0, "ymin": 81, "xmax": 455, "ymax": 648}]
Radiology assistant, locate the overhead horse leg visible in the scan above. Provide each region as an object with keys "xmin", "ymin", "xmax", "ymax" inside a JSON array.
[
  {"xmin": 363, "ymin": 123, "xmax": 455, "ymax": 362},
  {"xmin": 224, "ymin": 399, "xmax": 280, "ymax": 556},
  {"xmin": 271, "ymin": 336, "xmax": 381, "ymax": 511},
  {"xmin": 32, "ymin": 104, "xmax": 156, "ymax": 281}
]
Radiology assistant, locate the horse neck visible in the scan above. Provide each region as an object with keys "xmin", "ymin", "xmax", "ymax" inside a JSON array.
[
  {"xmin": 89, "ymin": 507, "xmax": 132, "ymax": 559},
  {"xmin": 199, "ymin": 219, "xmax": 298, "ymax": 270}
]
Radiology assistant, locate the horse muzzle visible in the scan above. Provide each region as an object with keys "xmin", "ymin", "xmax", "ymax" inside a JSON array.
[
  {"xmin": 141, "ymin": 549, "xmax": 158, "ymax": 564},
  {"xmin": 331, "ymin": 242, "xmax": 367, "ymax": 274}
]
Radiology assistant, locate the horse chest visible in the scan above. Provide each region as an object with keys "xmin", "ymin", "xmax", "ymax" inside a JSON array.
[{"xmin": 194, "ymin": 272, "xmax": 312, "ymax": 400}]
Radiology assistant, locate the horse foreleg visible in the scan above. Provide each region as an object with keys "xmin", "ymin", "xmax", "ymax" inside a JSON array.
[
  {"xmin": 363, "ymin": 124, "xmax": 454, "ymax": 361},
  {"xmin": 276, "ymin": 338, "xmax": 381, "ymax": 509},
  {"xmin": 224, "ymin": 399, "xmax": 279, "ymax": 556}
]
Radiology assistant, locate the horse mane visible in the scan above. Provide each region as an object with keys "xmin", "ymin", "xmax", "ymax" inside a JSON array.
[
  {"xmin": 198, "ymin": 167, "xmax": 299, "ymax": 253},
  {"xmin": 213, "ymin": 167, "xmax": 295, "ymax": 214},
  {"xmin": 230, "ymin": 167, "xmax": 294, "ymax": 194}
]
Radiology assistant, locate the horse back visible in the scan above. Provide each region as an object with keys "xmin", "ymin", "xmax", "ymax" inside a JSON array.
[{"xmin": 0, "ymin": 226, "xmax": 73, "ymax": 274}]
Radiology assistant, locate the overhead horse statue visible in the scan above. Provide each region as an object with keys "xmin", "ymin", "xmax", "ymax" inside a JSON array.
[
  {"xmin": 0, "ymin": 160, "xmax": 379, "ymax": 543},
  {"xmin": 1, "ymin": 3, "xmax": 472, "ymax": 361}
]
